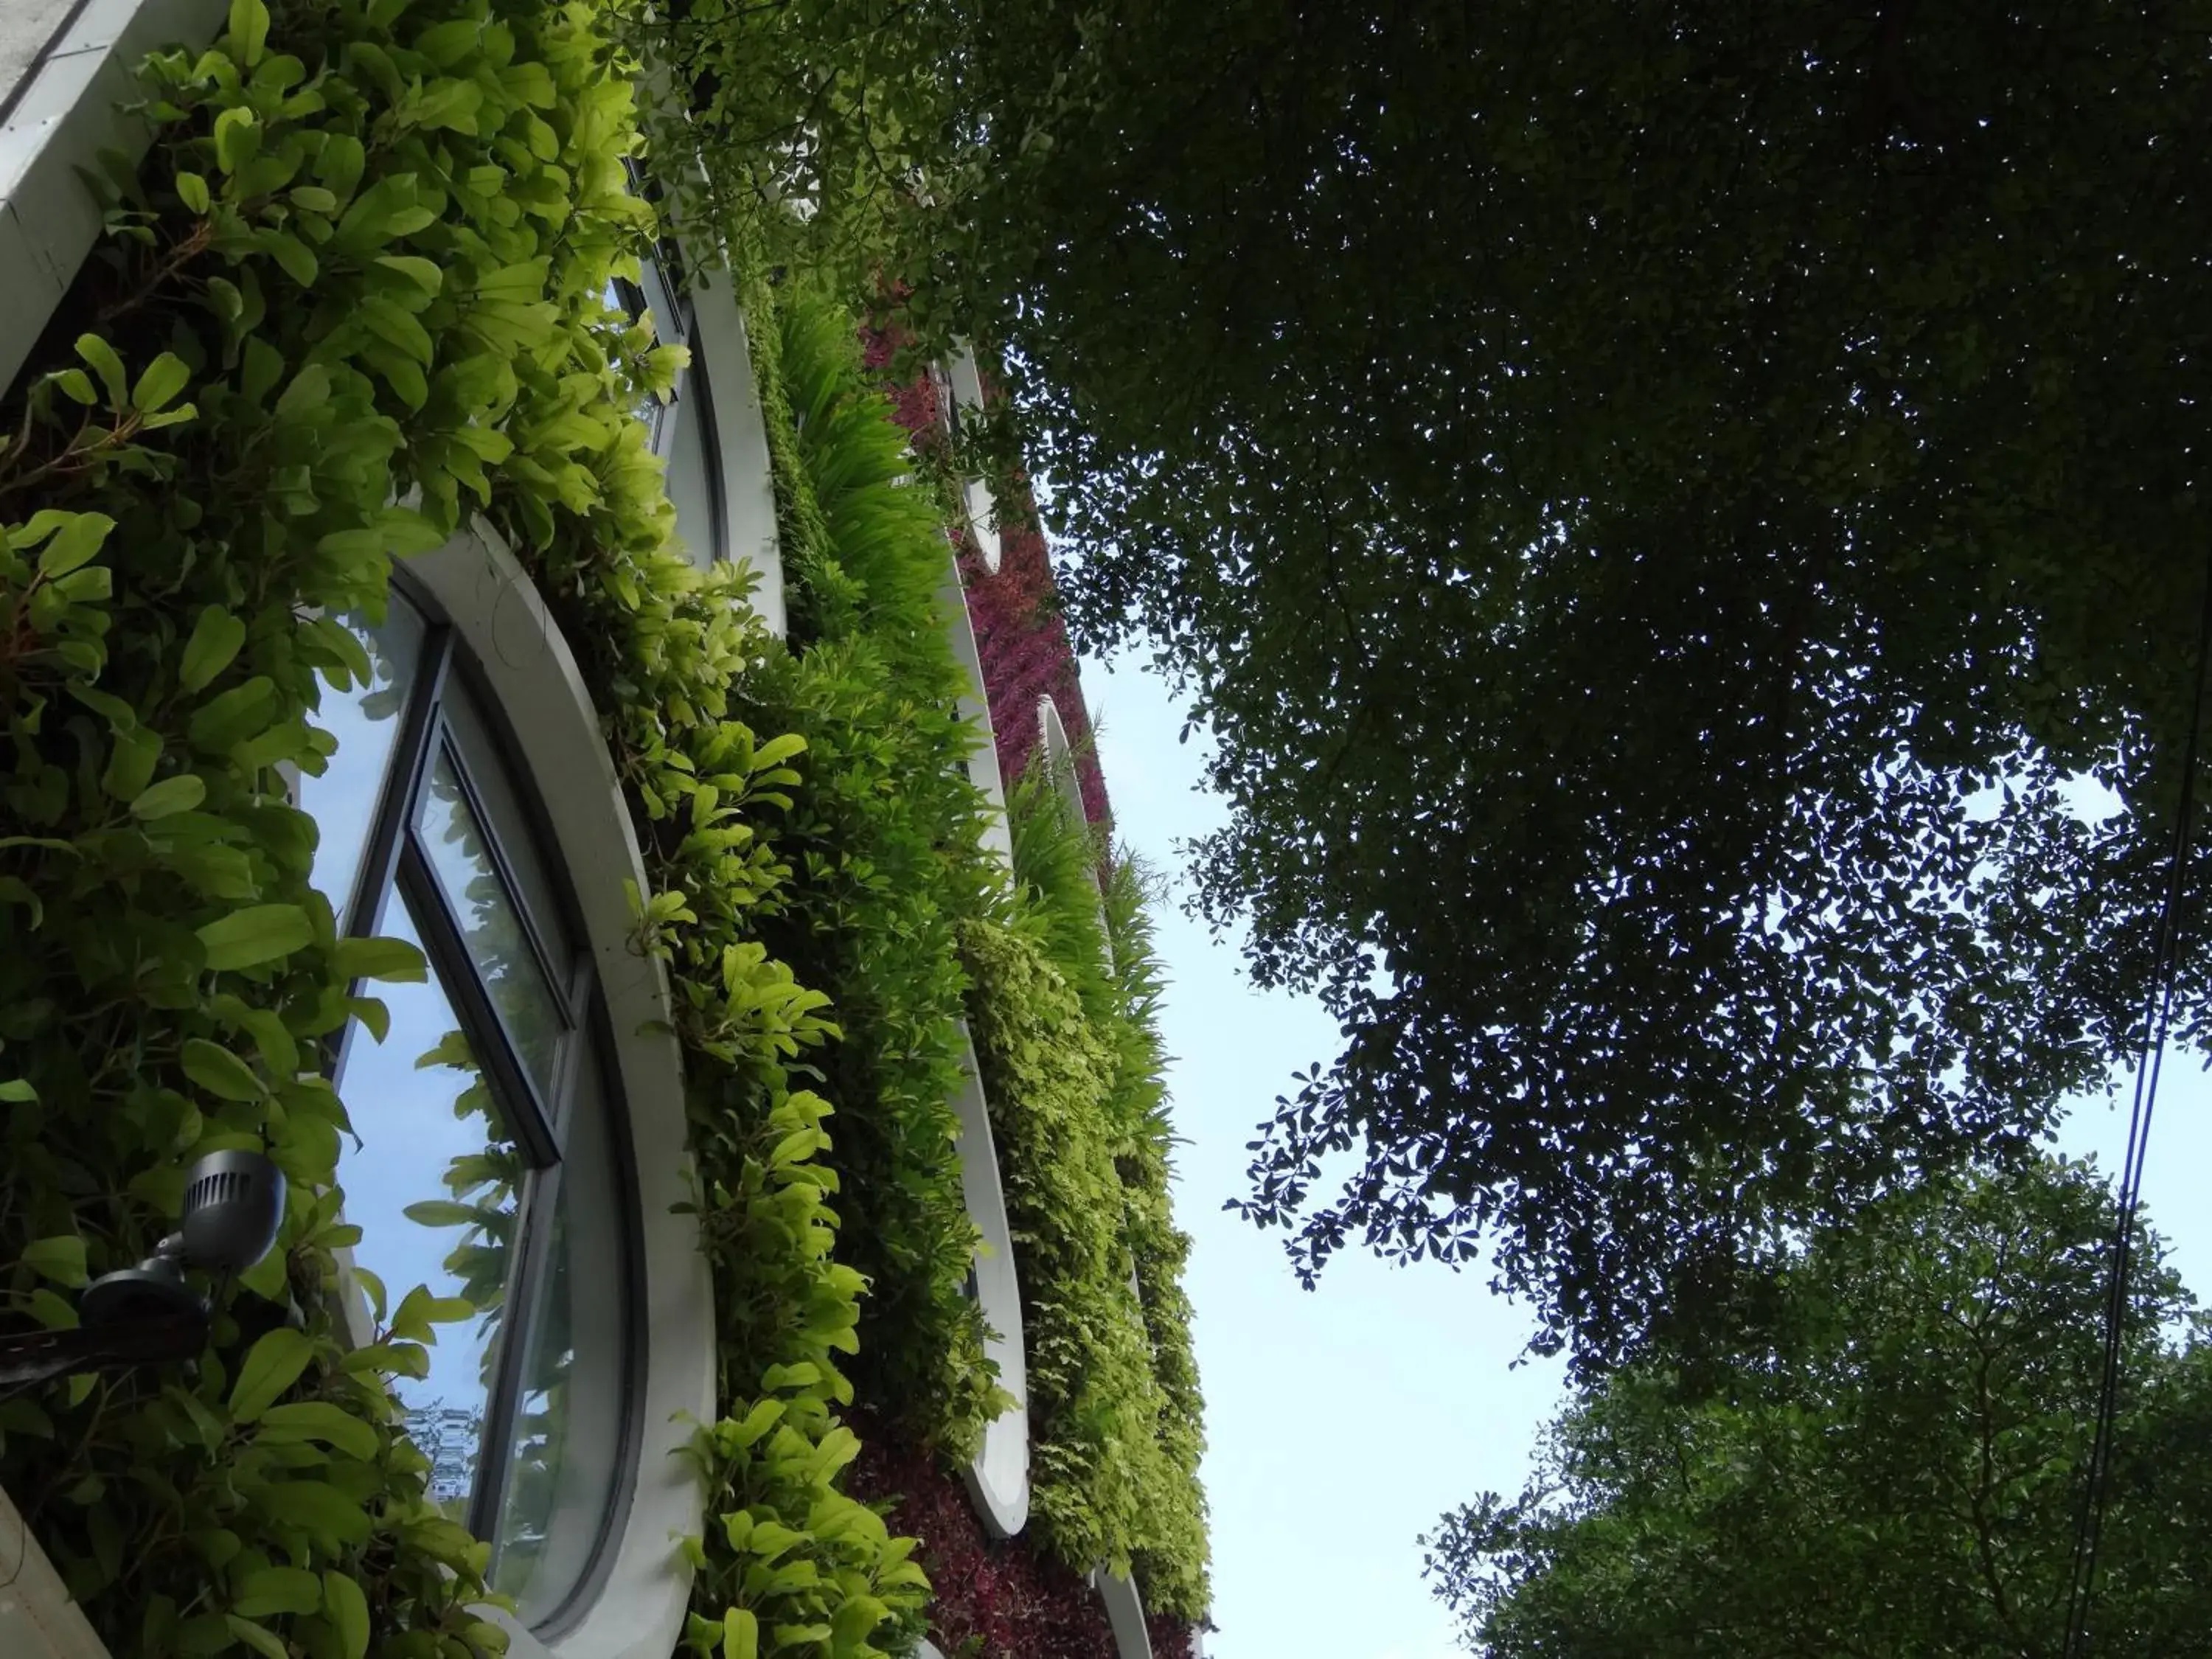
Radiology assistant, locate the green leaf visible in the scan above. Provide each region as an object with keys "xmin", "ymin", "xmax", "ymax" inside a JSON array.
[
  {"xmin": 399, "ymin": 1200, "xmax": 479, "ymax": 1228},
  {"xmin": 0, "ymin": 1080, "xmax": 37, "ymax": 1102},
  {"xmin": 751, "ymin": 733, "xmax": 808, "ymax": 772},
  {"xmin": 322, "ymin": 1571, "xmax": 369, "ymax": 1659},
  {"xmin": 232, "ymin": 1565, "xmax": 320, "ymax": 1618},
  {"xmin": 18, "ymin": 1235, "xmax": 88, "ymax": 1287},
  {"xmin": 228, "ymin": 1327, "xmax": 313, "ymax": 1422},
  {"xmin": 132, "ymin": 774, "xmax": 208, "ymax": 820},
  {"xmin": 175, "ymin": 171, "xmax": 210, "ymax": 214},
  {"xmin": 257, "ymin": 1401, "xmax": 379, "ymax": 1461},
  {"xmin": 132, "ymin": 352, "xmax": 191, "ymax": 414},
  {"xmin": 227, "ymin": 0, "xmax": 269, "ymax": 65},
  {"xmin": 254, "ymin": 1479, "xmax": 373, "ymax": 1546},
  {"xmin": 197, "ymin": 903, "xmax": 313, "ymax": 971},
  {"xmin": 722, "ymin": 1607, "xmax": 759, "ymax": 1659},
  {"xmin": 375, "ymin": 254, "xmax": 442, "ymax": 294},
  {"xmin": 181, "ymin": 1037, "xmax": 263, "ymax": 1102},
  {"xmin": 74, "ymin": 335, "xmax": 125, "ymax": 408},
  {"xmin": 188, "ymin": 676, "xmax": 278, "ymax": 752},
  {"xmin": 224, "ymin": 1615, "xmax": 291, "ymax": 1659},
  {"xmin": 260, "ymin": 229, "xmax": 318, "ymax": 289},
  {"xmin": 103, "ymin": 726, "xmax": 161, "ymax": 804},
  {"xmin": 180, "ymin": 607, "xmax": 246, "ymax": 693},
  {"xmin": 330, "ymin": 934, "xmax": 427, "ymax": 984},
  {"xmin": 37, "ymin": 512, "xmax": 115, "ymax": 578},
  {"xmin": 212, "ymin": 106, "xmax": 260, "ymax": 175}
]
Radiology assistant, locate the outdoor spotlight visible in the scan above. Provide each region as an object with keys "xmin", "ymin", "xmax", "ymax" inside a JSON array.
[
  {"xmin": 0, "ymin": 1150, "xmax": 286, "ymax": 1392},
  {"xmin": 78, "ymin": 1149, "xmax": 287, "ymax": 1330}
]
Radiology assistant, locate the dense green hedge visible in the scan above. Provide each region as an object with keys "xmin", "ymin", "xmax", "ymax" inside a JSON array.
[
  {"xmin": 0, "ymin": 0, "xmax": 1208, "ymax": 1654},
  {"xmin": 963, "ymin": 768, "xmax": 1209, "ymax": 1620},
  {"xmin": 0, "ymin": 0, "xmax": 923, "ymax": 1653},
  {"xmin": 728, "ymin": 286, "xmax": 1004, "ymax": 1464}
]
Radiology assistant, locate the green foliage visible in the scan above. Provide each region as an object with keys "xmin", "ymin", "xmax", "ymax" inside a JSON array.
[
  {"xmin": 1426, "ymin": 1163, "xmax": 2212, "ymax": 1658},
  {"xmin": 630, "ymin": 0, "xmax": 2212, "ymax": 1374},
  {"xmin": 0, "ymin": 0, "xmax": 926, "ymax": 1652},
  {"xmin": 728, "ymin": 279, "xmax": 1006, "ymax": 1461}
]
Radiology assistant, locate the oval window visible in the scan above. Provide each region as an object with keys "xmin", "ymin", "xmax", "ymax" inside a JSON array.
[
  {"xmin": 301, "ymin": 585, "xmax": 639, "ymax": 1631},
  {"xmin": 608, "ymin": 254, "xmax": 728, "ymax": 571}
]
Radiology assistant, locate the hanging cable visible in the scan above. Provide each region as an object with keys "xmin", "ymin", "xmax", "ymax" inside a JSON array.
[{"xmin": 2059, "ymin": 549, "xmax": 2212, "ymax": 1659}]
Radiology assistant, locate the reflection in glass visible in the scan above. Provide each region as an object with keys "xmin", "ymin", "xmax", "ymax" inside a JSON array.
[
  {"xmin": 492, "ymin": 1037, "xmax": 628, "ymax": 1621},
  {"xmin": 416, "ymin": 746, "xmax": 567, "ymax": 1096},
  {"xmin": 664, "ymin": 381, "xmax": 720, "ymax": 570},
  {"xmin": 305, "ymin": 602, "xmax": 425, "ymax": 932},
  {"xmin": 605, "ymin": 278, "xmax": 669, "ymax": 445},
  {"xmin": 335, "ymin": 894, "xmax": 521, "ymax": 1520}
]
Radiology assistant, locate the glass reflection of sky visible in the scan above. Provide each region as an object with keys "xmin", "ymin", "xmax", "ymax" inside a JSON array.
[
  {"xmin": 304, "ymin": 606, "xmax": 425, "ymax": 931},
  {"xmin": 416, "ymin": 748, "xmax": 567, "ymax": 1097},
  {"xmin": 335, "ymin": 893, "xmax": 517, "ymax": 1441}
]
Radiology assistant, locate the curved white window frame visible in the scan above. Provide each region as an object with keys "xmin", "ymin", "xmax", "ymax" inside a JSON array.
[
  {"xmin": 683, "ymin": 271, "xmax": 784, "ymax": 636},
  {"xmin": 407, "ymin": 524, "xmax": 714, "ymax": 1659},
  {"xmin": 618, "ymin": 253, "xmax": 785, "ymax": 638},
  {"xmin": 1092, "ymin": 1566, "xmax": 1155, "ymax": 1659},
  {"xmin": 950, "ymin": 1021, "xmax": 1030, "ymax": 1537},
  {"xmin": 942, "ymin": 344, "xmax": 1001, "ymax": 574},
  {"xmin": 939, "ymin": 547, "xmax": 1012, "ymax": 868},
  {"xmin": 1037, "ymin": 694, "xmax": 1109, "ymax": 945}
]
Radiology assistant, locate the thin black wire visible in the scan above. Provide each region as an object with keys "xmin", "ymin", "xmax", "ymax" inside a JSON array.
[{"xmin": 2059, "ymin": 549, "xmax": 2212, "ymax": 1659}]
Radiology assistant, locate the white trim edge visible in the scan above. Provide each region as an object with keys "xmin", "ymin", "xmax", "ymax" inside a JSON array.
[
  {"xmin": 940, "ymin": 549, "xmax": 1012, "ymax": 868},
  {"xmin": 952, "ymin": 1019, "xmax": 1030, "ymax": 1538},
  {"xmin": 1092, "ymin": 1565, "xmax": 1155, "ymax": 1659},
  {"xmin": 0, "ymin": 1485, "xmax": 111, "ymax": 1659}
]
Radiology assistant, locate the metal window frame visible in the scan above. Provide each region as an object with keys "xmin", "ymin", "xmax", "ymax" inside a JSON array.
[{"xmin": 325, "ymin": 578, "xmax": 644, "ymax": 1628}]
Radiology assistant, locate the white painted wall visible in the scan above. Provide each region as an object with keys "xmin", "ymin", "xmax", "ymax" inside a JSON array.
[{"xmin": 0, "ymin": 0, "xmax": 82, "ymax": 111}]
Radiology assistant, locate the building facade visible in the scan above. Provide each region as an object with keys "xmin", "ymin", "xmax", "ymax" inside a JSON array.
[{"xmin": 0, "ymin": 4, "xmax": 1207, "ymax": 1658}]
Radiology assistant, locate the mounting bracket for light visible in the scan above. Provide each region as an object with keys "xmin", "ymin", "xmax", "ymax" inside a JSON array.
[{"xmin": 0, "ymin": 1150, "xmax": 285, "ymax": 1393}]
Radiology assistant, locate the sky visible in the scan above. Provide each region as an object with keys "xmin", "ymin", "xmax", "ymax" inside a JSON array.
[{"xmin": 1080, "ymin": 647, "xmax": 2212, "ymax": 1659}]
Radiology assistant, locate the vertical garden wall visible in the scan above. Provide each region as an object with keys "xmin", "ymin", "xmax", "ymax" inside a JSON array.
[{"xmin": 0, "ymin": 1, "xmax": 1208, "ymax": 1657}]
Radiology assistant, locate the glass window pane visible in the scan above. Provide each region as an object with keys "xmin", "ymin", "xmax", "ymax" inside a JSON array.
[
  {"xmin": 664, "ymin": 369, "xmax": 722, "ymax": 570},
  {"xmin": 490, "ymin": 1035, "xmax": 630, "ymax": 1623},
  {"xmin": 335, "ymin": 893, "xmax": 524, "ymax": 1520},
  {"xmin": 414, "ymin": 745, "xmax": 568, "ymax": 1097},
  {"xmin": 438, "ymin": 683, "xmax": 575, "ymax": 973},
  {"xmin": 304, "ymin": 599, "xmax": 425, "ymax": 933}
]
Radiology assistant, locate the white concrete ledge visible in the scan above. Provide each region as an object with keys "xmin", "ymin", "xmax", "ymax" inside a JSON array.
[
  {"xmin": 0, "ymin": 1486, "xmax": 111, "ymax": 1659},
  {"xmin": 0, "ymin": 0, "xmax": 223, "ymax": 397}
]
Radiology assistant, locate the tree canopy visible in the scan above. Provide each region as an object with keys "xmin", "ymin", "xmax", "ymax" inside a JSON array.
[
  {"xmin": 645, "ymin": 0, "xmax": 2212, "ymax": 1363},
  {"xmin": 1423, "ymin": 1163, "xmax": 2212, "ymax": 1658}
]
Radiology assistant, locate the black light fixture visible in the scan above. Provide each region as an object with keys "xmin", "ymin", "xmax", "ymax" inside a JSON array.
[{"xmin": 0, "ymin": 1150, "xmax": 286, "ymax": 1393}]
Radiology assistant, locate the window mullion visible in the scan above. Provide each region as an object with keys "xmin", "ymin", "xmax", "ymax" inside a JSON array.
[
  {"xmin": 400, "ymin": 841, "xmax": 565, "ymax": 1169},
  {"xmin": 327, "ymin": 625, "xmax": 456, "ymax": 1084},
  {"xmin": 466, "ymin": 1158, "xmax": 566, "ymax": 1551},
  {"xmin": 434, "ymin": 729, "xmax": 582, "ymax": 1030}
]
